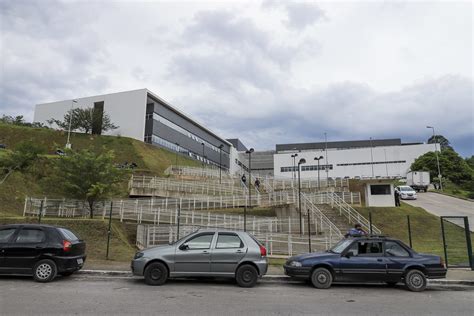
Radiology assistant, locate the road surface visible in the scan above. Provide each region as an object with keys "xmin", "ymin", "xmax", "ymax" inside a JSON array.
[
  {"xmin": 1, "ymin": 275, "xmax": 473, "ymax": 315},
  {"xmin": 404, "ymin": 192, "xmax": 474, "ymax": 232}
]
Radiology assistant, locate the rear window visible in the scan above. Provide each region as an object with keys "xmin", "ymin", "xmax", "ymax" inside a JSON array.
[{"xmin": 58, "ymin": 228, "xmax": 79, "ymax": 241}]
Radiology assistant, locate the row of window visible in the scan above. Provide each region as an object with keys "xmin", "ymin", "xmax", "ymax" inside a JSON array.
[
  {"xmin": 148, "ymin": 112, "xmax": 224, "ymax": 153},
  {"xmin": 280, "ymin": 164, "xmax": 333, "ymax": 173},
  {"xmin": 183, "ymin": 233, "xmax": 243, "ymax": 250},
  {"xmin": 337, "ymin": 160, "xmax": 406, "ymax": 167}
]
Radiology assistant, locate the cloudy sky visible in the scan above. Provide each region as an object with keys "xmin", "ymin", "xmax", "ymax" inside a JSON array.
[{"xmin": 1, "ymin": 0, "xmax": 473, "ymax": 156}]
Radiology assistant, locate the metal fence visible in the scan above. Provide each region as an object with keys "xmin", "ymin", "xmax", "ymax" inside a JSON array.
[{"xmin": 136, "ymin": 224, "xmax": 339, "ymax": 257}]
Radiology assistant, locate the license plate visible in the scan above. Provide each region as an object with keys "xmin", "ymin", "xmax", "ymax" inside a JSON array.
[{"xmin": 77, "ymin": 258, "xmax": 83, "ymax": 265}]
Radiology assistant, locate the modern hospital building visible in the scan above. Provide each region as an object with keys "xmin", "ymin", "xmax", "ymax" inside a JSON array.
[{"xmin": 34, "ymin": 89, "xmax": 437, "ymax": 179}]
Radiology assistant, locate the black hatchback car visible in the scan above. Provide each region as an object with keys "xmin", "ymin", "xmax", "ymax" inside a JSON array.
[
  {"xmin": 284, "ymin": 236, "xmax": 446, "ymax": 292},
  {"xmin": 0, "ymin": 224, "xmax": 86, "ymax": 282}
]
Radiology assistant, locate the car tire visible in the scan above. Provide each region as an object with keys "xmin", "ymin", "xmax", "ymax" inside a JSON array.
[
  {"xmin": 144, "ymin": 262, "xmax": 168, "ymax": 286},
  {"xmin": 310, "ymin": 267, "xmax": 333, "ymax": 289},
  {"xmin": 33, "ymin": 259, "xmax": 57, "ymax": 283},
  {"xmin": 235, "ymin": 264, "xmax": 258, "ymax": 288},
  {"xmin": 60, "ymin": 271, "xmax": 75, "ymax": 277},
  {"xmin": 404, "ymin": 269, "xmax": 427, "ymax": 292}
]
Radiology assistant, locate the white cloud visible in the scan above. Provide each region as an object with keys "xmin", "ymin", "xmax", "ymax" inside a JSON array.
[{"xmin": 0, "ymin": 0, "xmax": 472, "ymax": 156}]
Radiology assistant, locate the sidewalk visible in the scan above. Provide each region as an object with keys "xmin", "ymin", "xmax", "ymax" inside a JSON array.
[{"xmin": 83, "ymin": 260, "xmax": 474, "ymax": 284}]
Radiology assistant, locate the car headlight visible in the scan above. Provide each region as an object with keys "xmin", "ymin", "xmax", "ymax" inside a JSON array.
[
  {"xmin": 289, "ymin": 261, "xmax": 302, "ymax": 267},
  {"xmin": 134, "ymin": 252, "xmax": 144, "ymax": 259}
]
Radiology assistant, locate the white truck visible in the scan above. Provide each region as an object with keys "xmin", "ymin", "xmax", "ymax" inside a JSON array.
[{"xmin": 406, "ymin": 171, "xmax": 430, "ymax": 192}]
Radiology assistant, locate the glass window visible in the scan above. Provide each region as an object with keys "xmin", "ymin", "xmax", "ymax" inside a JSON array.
[
  {"xmin": 385, "ymin": 241, "xmax": 410, "ymax": 257},
  {"xmin": 330, "ymin": 239, "xmax": 354, "ymax": 254},
  {"xmin": 355, "ymin": 241, "xmax": 384, "ymax": 256},
  {"xmin": 58, "ymin": 228, "xmax": 79, "ymax": 241},
  {"xmin": 370, "ymin": 184, "xmax": 391, "ymax": 195},
  {"xmin": 15, "ymin": 229, "xmax": 45, "ymax": 243},
  {"xmin": 184, "ymin": 233, "xmax": 214, "ymax": 249},
  {"xmin": 216, "ymin": 234, "xmax": 243, "ymax": 248},
  {"xmin": 0, "ymin": 228, "xmax": 16, "ymax": 243}
]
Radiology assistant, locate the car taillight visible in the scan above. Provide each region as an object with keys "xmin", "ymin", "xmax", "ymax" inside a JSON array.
[
  {"xmin": 63, "ymin": 240, "xmax": 72, "ymax": 252},
  {"xmin": 259, "ymin": 245, "xmax": 267, "ymax": 257}
]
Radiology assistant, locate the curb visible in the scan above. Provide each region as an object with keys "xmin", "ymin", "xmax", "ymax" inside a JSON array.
[{"xmin": 76, "ymin": 270, "xmax": 474, "ymax": 286}]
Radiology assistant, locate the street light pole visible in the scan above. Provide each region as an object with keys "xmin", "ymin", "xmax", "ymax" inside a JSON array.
[
  {"xmin": 369, "ymin": 137, "xmax": 375, "ymax": 178},
  {"xmin": 66, "ymin": 99, "xmax": 77, "ymax": 149},
  {"xmin": 314, "ymin": 156, "xmax": 324, "ymax": 190},
  {"xmin": 219, "ymin": 144, "xmax": 224, "ymax": 184},
  {"xmin": 245, "ymin": 148, "xmax": 254, "ymax": 232},
  {"xmin": 298, "ymin": 158, "xmax": 306, "ymax": 236},
  {"xmin": 324, "ymin": 132, "xmax": 329, "ymax": 180},
  {"xmin": 291, "ymin": 153, "xmax": 298, "ymax": 181},
  {"xmin": 427, "ymin": 126, "xmax": 443, "ymax": 191}
]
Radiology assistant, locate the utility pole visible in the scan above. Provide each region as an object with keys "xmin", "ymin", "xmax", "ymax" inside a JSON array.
[
  {"xmin": 298, "ymin": 158, "xmax": 306, "ymax": 236},
  {"xmin": 427, "ymin": 126, "xmax": 443, "ymax": 191},
  {"xmin": 66, "ymin": 99, "xmax": 77, "ymax": 149}
]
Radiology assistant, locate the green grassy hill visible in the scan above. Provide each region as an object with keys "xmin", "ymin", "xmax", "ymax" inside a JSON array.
[
  {"xmin": 0, "ymin": 123, "xmax": 200, "ymax": 216},
  {"xmin": 356, "ymin": 203, "xmax": 474, "ymax": 265}
]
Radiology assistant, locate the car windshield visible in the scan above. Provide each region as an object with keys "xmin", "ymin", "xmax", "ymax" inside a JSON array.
[
  {"xmin": 400, "ymin": 187, "xmax": 413, "ymax": 192},
  {"xmin": 329, "ymin": 239, "xmax": 354, "ymax": 254}
]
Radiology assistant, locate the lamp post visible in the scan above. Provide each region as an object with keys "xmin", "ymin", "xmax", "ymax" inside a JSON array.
[
  {"xmin": 219, "ymin": 144, "xmax": 224, "ymax": 184},
  {"xmin": 427, "ymin": 126, "xmax": 443, "ymax": 191},
  {"xmin": 298, "ymin": 158, "xmax": 306, "ymax": 236},
  {"xmin": 369, "ymin": 137, "xmax": 375, "ymax": 178},
  {"xmin": 245, "ymin": 148, "xmax": 254, "ymax": 232},
  {"xmin": 314, "ymin": 156, "xmax": 324, "ymax": 190},
  {"xmin": 324, "ymin": 132, "xmax": 329, "ymax": 180},
  {"xmin": 291, "ymin": 153, "xmax": 298, "ymax": 181},
  {"xmin": 201, "ymin": 142, "xmax": 205, "ymax": 173},
  {"xmin": 66, "ymin": 99, "xmax": 77, "ymax": 149},
  {"xmin": 175, "ymin": 143, "xmax": 179, "ymax": 166}
]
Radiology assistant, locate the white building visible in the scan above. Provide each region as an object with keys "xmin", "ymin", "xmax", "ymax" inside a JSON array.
[{"xmin": 273, "ymin": 139, "xmax": 437, "ymax": 179}]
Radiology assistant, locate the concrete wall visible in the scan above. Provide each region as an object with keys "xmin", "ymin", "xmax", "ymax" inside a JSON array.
[
  {"xmin": 34, "ymin": 89, "xmax": 148, "ymax": 142},
  {"xmin": 274, "ymin": 143, "xmax": 437, "ymax": 179}
]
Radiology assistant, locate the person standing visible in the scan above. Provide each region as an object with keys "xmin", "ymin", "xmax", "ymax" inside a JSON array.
[{"xmin": 394, "ymin": 189, "xmax": 401, "ymax": 207}]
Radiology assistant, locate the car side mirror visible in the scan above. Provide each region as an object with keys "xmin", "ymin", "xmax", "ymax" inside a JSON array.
[
  {"xmin": 345, "ymin": 251, "xmax": 355, "ymax": 258},
  {"xmin": 179, "ymin": 244, "xmax": 189, "ymax": 251}
]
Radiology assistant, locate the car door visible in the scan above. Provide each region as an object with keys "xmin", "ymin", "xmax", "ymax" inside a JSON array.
[
  {"xmin": 210, "ymin": 233, "xmax": 247, "ymax": 275},
  {"xmin": 0, "ymin": 227, "xmax": 18, "ymax": 272},
  {"xmin": 339, "ymin": 240, "xmax": 388, "ymax": 282},
  {"xmin": 3, "ymin": 227, "xmax": 47, "ymax": 273},
  {"xmin": 174, "ymin": 232, "xmax": 215, "ymax": 275},
  {"xmin": 384, "ymin": 241, "xmax": 412, "ymax": 282}
]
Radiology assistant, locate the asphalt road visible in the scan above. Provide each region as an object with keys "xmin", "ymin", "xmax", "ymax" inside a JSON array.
[
  {"xmin": 404, "ymin": 192, "xmax": 474, "ymax": 231},
  {"xmin": 1, "ymin": 275, "xmax": 473, "ymax": 316}
]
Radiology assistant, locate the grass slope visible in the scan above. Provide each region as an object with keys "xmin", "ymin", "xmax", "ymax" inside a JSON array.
[
  {"xmin": 0, "ymin": 124, "xmax": 201, "ymax": 216},
  {"xmin": 355, "ymin": 203, "xmax": 473, "ymax": 265}
]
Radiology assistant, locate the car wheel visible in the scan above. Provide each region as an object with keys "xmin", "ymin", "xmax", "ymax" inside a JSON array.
[
  {"xmin": 60, "ymin": 271, "xmax": 75, "ymax": 277},
  {"xmin": 404, "ymin": 269, "xmax": 427, "ymax": 292},
  {"xmin": 310, "ymin": 267, "xmax": 333, "ymax": 289},
  {"xmin": 33, "ymin": 259, "xmax": 57, "ymax": 283},
  {"xmin": 144, "ymin": 262, "xmax": 168, "ymax": 286},
  {"xmin": 235, "ymin": 264, "xmax": 258, "ymax": 288}
]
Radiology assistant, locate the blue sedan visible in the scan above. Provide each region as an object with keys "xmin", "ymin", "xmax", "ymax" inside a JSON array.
[{"xmin": 284, "ymin": 236, "xmax": 446, "ymax": 292}]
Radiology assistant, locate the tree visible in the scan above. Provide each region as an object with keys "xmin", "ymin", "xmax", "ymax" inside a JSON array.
[
  {"xmin": 0, "ymin": 141, "xmax": 45, "ymax": 184},
  {"xmin": 427, "ymin": 135, "xmax": 453, "ymax": 151},
  {"xmin": 466, "ymin": 156, "xmax": 474, "ymax": 171},
  {"xmin": 48, "ymin": 107, "xmax": 118, "ymax": 135},
  {"xmin": 411, "ymin": 150, "xmax": 473, "ymax": 186},
  {"xmin": 49, "ymin": 149, "xmax": 125, "ymax": 218},
  {"xmin": 1, "ymin": 115, "xmax": 48, "ymax": 128}
]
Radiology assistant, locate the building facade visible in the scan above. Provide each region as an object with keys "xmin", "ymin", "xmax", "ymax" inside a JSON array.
[
  {"xmin": 273, "ymin": 139, "xmax": 437, "ymax": 179},
  {"xmin": 34, "ymin": 89, "xmax": 234, "ymax": 170}
]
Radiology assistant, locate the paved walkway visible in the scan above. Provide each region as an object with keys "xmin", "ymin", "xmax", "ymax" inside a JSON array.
[{"xmin": 405, "ymin": 192, "xmax": 474, "ymax": 232}]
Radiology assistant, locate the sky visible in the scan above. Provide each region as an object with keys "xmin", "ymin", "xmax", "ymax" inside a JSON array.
[{"xmin": 1, "ymin": 0, "xmax": 473, "ymax": 156}]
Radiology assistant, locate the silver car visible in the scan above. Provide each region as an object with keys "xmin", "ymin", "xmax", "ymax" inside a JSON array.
[{"xmin": 131, "ymin": 229, "xmax": 268, "ymax": 287}]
